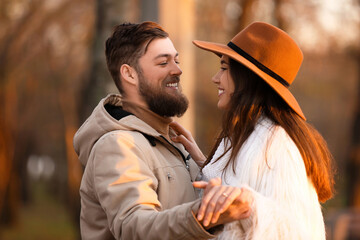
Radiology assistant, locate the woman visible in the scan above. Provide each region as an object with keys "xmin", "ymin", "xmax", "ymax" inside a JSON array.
[{"xmin": 170, "ymin": 22, "xmax": 335, "ymax": 239}]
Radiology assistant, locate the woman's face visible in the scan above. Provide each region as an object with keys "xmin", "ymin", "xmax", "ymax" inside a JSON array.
[{"xmin": 212, "ymin": 55, "xmax": 235, "ymax": 110}]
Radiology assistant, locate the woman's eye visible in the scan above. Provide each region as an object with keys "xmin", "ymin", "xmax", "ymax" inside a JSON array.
[
  {"xmin": 221, "ymin": 67, "xmax": 227, "ymax": 71},
  {"xmin": 159, "ymin": 62, "xmax": 168, "ymax": 65}
]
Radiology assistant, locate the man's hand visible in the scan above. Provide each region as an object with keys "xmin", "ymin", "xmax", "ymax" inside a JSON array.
[{"xmin": 193, "ymin": 178, "xmax": 253, "ymax": 227}]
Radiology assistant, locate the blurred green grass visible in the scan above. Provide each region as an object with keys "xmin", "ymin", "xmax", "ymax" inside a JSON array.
[{"xmin": 1, "ymin": 183, "xmax": 78, "ymax": 240}]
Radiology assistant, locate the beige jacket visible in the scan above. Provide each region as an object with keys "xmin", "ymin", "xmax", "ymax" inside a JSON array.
[{"xmin": 74, "ymin": 94, "xmax": 216, "ymax": 240}]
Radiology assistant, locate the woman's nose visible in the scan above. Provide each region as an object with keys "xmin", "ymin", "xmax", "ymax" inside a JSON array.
[{"xmin": 212, "ymin": 71, "xmax": 220, "ymax": 84}]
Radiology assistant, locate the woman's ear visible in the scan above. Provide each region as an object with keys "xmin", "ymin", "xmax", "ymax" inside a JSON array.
[{"xmin": 120, "ymin": 64, "xmax": 138, "ymax": 86}]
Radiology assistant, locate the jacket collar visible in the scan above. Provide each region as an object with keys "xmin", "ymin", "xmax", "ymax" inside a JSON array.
[{"xmin": 121, "ymin": 99, "xmax": 172, "ymax": 141}]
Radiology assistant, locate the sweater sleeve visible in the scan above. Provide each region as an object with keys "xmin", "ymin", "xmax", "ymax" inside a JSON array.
[
  {"xmin": 231, "ymin": 126, "xmax": 324, "ymax": 240},
  {"xmin": 91, "ymin": 131, "xmax": 216, "ymax": 240}
]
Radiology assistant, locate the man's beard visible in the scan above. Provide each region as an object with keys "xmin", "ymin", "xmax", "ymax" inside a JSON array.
[{"xmin": 138, "ymin": 74, "xmax": 189, "ymax": 118}]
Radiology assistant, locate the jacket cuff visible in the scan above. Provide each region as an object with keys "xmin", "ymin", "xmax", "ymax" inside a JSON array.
[{"xmin": 189, "ymin": 199, "xmax": 224, "ymax": 237}]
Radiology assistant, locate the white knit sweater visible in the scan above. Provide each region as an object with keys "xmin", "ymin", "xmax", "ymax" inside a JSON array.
[{"xmin": 202, "ymin": 118, "xmax": 326, "ymax": 240}]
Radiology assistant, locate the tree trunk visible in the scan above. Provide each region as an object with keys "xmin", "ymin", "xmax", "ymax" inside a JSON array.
[
  {"xmin": 274, "ymin": 0, "xmax": 290, "ymax": 30},
  {"xmin": 234, "ymin": 0, "xmax": 255, "ymax": 35},
  {"xmin": 0, "ymin": 118, "xmax": 15, "ymax": 225},
  {"xmin": 347, "ymin": 51, "xmax": 360, "ymax": 207},
  {"xmin": 79, "ymin": 0, "xmax": 138, "ymax": 121},
  {"xmin": 58, "ymin": 89, "xmax": 82, "ymax": 239}
]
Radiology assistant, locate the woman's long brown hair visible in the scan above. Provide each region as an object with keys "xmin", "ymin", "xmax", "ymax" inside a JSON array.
[{"xmin": 204, "ymin": 59, "xmax": 335, "ymax": 202}]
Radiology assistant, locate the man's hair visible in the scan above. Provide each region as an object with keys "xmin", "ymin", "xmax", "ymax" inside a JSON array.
[{"xmin": 105, "ymin": 22, "xmax": 169, "ymax": 93}]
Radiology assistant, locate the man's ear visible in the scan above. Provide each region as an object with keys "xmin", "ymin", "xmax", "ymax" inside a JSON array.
[{"xmin": 120, "ymin": 64, "xmax": 138, "ymax": 86}]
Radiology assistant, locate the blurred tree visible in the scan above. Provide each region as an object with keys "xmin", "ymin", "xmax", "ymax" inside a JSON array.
[
  {"xmin": 0, "ymin": 0, "xmax": 44, "ymax": 225},
  {"xmin": 347, "ymin": 49, "xmax": 360, "ymax": 208},
  {"xmin": 233, "ymin": 0, "xmax": 256, "ymax": 34},
  {"xmin": 0, "ymin": 0, "xmax": 94, "ymax": 235},
  {"xmin": 79, "ymin": 0, "xmax": 139, "ymax": 121},
  {"xmin": 347, "ymin": 0, "xmax": 360, "ymax": 211}
]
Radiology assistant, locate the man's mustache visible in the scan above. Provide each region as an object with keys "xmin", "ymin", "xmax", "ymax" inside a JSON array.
[{"xmin": 164, "ymin": 75, "xmax": 180, "ymax": 83}]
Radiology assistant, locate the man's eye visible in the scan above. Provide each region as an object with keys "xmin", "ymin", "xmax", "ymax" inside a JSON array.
[{"xmin": 159, "ymin": 62, "xmax": 168, "ymax": 65}]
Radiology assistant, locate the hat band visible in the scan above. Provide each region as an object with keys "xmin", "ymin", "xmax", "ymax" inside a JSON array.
[{"xmin": 227, "ymin": 42, "xmax": 290, "ymax": 88}]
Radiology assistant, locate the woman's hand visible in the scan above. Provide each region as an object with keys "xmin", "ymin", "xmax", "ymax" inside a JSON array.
[
  {"xmin": 193, "ymin": 178, "xmax": 253, "ymax": 227},
  {"xmin": 170, "ymin": 121, "xmax": 206, "ymax": 166}
]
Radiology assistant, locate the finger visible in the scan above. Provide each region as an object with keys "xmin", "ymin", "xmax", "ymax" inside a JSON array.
[
  {"xmin": 197, "ymin": 177, "xmax": 222, "ymax": 220},
  {"xmin": 171, "ymin": 135, "xmax": 190, "ymax": 147},
  {"xmin": 169, "ymin": 121, "xmax": 190, "ymax": 137},
  {"xmin": 237, "ymin": 187, "xmax": 253, "ymax": 205},
  {"xmin": 209, "ymin": 194, "xmax": 227, "ymax": 224},
  {"xmin": 170, "ymin": 121, "xmax": 190, "ymax": 137},
  {"xmin": 207, "ymin": 177, "xmax": 222, "ymax": 187},
  {"xmin": 203, "ymin": 185, "xmax": 235, "ymax": 226},
  {"xmin": 210, "ymin": 189, "xmax": 233, "ymax": 223},
  {"xmin": 176, "ymin": 135, "xmax": 193, "ymax": 151},
  {"xmin": 210, "ymin": 188, "xmax": 240, "ymax": 223},
  {"xmin": 192, "ymin": 181, "xmax": 208, "ymax": 189},
  {"xmin": 169, "ymin": 121, "xmax": 193, "ymax": 140},
  {"xmin": 204, "ymin": 178, "xmax": 222, "ymax": 195},
  {"xmin": 201, "ymin": 187, "xmax": 223, "ymax": 226},
  {"xmin": 169, "ymin": 121, "xmax": 181, "ymax": 133},
  {"xmin": 239, "ymin": 208, "xmax": 252, "ymax": 219},
  {"xmin": 172, "ymin": 135, "xmax": 206, "ymax": 165},
  {"xmin": 197, "ymin": 185, "xmax": 220, "ymax": 222},
  {"xmin": 202, "ymin": 206, "xmax": 214, "ymax": 227},
  {"xmin": 218, "ymin": 187, "xmax": 242, "ymax": 214},
  {"xmin": 202, "ymin": 177, "xmax": 221, "ymax": 196}
]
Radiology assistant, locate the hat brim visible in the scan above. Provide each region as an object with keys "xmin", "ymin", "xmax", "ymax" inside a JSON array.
[{"xmin": 193, "ymin": 40, "xmax": 306, "ymax": 120}]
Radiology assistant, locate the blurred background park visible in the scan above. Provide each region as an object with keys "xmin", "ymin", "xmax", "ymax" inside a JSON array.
[{"xmin": 0, "ymin": 0, "xmax": 359, "ymax": 239}]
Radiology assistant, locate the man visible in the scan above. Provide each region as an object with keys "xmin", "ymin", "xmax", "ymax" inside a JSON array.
[{"xmin": 74, "ymin": 21, "xmax": 251, "ymax": 240}]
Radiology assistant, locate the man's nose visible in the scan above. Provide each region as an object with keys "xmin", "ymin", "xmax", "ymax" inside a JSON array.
[{"xmin": 170, "ymin": 63, "xmax": 182, "ymax": 76}]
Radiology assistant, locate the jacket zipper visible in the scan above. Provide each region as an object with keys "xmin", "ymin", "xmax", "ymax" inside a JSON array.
[{"xmin": 160, "ymin": 136, "xmax": 190, "ymax": 172}]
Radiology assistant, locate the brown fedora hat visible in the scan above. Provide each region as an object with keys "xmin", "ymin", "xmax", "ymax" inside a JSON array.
[{"xmin": 193, "ymin": 21, "xmax": 306, "ymax": 120}]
